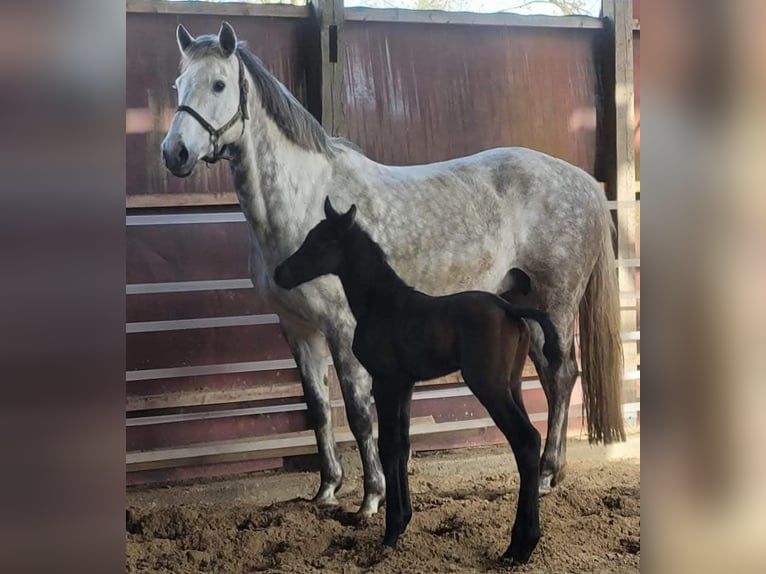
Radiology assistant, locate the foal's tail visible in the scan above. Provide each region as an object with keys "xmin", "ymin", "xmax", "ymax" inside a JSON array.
[
  {"xmin": 498, "ymin": 301, "xmax": 562, "ymax": 371},
  {"xmin": 579, "ymin": 206, "xmax": 626, "ymax": 444}
]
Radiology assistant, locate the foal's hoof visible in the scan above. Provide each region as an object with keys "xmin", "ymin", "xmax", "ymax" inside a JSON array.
[{"xmin": 503, "ymin": 532, "xmax": 539, "ymax": 566}]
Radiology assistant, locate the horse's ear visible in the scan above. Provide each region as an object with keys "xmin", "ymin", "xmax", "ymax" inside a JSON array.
[
  {"xmin": 339, "ymin": 205, "xmax": 357, "ymax": 232},
  {"xmin": 219, "ymin": 21, "xmax": 238, "ymax": 57},
  {"xmin": 324, "ymin": 196, "xmax": 340, "ymax": 220},
  {"xmin": 176, "ymin": 24, "xmax": 194, "ymax": 54}
]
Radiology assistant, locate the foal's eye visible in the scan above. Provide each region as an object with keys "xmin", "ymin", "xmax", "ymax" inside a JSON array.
[{"xmin": 213, "ymin": 80, "xmax": 226, "ymax": 93}]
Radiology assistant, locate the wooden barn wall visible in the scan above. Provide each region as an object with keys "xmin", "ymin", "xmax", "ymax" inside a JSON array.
[
  {"xmin": 126, "ymin": 3, "xmax": 640, "ymax": 486},
  {"xmin": 343, "ymin": 22, "xmax": 599, "ymax": 172}
]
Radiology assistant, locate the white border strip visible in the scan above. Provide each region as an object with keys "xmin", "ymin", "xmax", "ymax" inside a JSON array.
[
  {"xmin": 127, "ymin": 279, "xmax": 253, "ymax": 295},
  {"xmin": 127, "ymin": 314, "xmax": 280, "ymax": 333}
]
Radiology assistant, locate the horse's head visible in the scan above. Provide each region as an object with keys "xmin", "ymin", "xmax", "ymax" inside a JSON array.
[
  {"xmin": 161, "ymin": 22, "xmax": 248, "ymax": 177},
  {"xmin": 274, "ymin": 197, "xmax": 357, "ymax": 290}
]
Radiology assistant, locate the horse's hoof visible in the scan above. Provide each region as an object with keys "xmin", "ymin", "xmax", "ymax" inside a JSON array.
[
  {"xmin": 538, "ymin": 473, "xmax": 554, "ymax": 496},
  {"xmin": 312, "ymin": 483, "xmax": 341, "ymax": 507},
  {"xmin": 357, "ymin": 492, "xmax": 384, "ymax": 517},
  {"xmin": 382, "ymin": 533, "xmax": 399, "ymax": 548}
]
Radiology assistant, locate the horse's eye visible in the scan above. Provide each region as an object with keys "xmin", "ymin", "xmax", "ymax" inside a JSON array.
[{"xmin": 213, "ymin": 80, "xmax": 226, "ymax": 93}]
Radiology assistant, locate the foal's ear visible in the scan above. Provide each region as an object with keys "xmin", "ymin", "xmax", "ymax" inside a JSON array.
[
  {"xmin": 218, "ymin": 21, "xmax": 238, "ymax": 57},
  {"xmin": 176, "ymin": 24, "xmax": 194, "ymax": 54},
  {"xmin": 339, "ymin": 205, "xmax": 357, "ymax": 232},
  {"xmin": 324, "ymin": 196, "xmax": 340, "ymax": 220}
]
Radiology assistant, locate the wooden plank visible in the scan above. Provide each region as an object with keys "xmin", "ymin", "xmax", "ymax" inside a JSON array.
[
  {"xmin": 127, "ymin": 193, "xmax": 239, "ymax": 208},
  {"xmin": 314, "ymin": 0, "xmax": 346, "ymax": 136},
  {"xmin": 126, "ymin": 457, "xmax": 284, "ymax": 487},
  {"xmin": 127, "ymin": 416, "xmax": 436, "ymax": 471},
  {"xmin": 126, "ymin": 0, "xmax": 311, "ymax": 18},
  {"xmin": 127, "ymin": 383, "xmax": 304, "ymax": 412},
  {"xmin": 344, "ymin": 7, "xmax": 603, "ymax": 29}
]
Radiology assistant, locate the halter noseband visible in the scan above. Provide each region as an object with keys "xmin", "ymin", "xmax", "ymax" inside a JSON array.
[{"xmin": 176, "ymin": 55, "xmax": 250, "ymax": 164}]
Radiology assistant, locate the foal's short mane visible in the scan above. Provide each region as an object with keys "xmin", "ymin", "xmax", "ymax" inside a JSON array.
[
  {"xmin": 346, "ymin": 224, "xmax": 413, "ymax": 293},
  {"xmin": 182, "ymin": 36, "xmax": 359, "ymax": 156}
]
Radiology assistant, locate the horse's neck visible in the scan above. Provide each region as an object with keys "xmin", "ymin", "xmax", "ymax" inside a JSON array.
[
  {"xmin": 338, "ymin": 230, "xmax": 411, "ymax": 321},
  {"xmin": 230, "ymin": 112, "xmax": 331, "ymax": 259}
]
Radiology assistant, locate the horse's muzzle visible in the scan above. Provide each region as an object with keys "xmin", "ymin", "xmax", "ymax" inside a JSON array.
[{"xmin": 161, "ymin": 139, "xmax": 197, "ymax": 177}]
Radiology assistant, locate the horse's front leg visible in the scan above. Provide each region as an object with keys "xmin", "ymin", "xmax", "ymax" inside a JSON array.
[
  {"xmin": 280, "ymin": 323, "xmax": 344, "ymax": 506},
  {"xmin": 327, "ymin": 332, "xmax": 385, "ymax": 516},
  {"xmin": 372, "ymin": 378, "xmax": 411, "ymax": 546}
]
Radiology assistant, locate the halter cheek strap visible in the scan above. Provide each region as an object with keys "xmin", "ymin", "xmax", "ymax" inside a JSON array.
[{"xmin": 176, "ymin": 55, "xmax": 250, "ymax": 164}]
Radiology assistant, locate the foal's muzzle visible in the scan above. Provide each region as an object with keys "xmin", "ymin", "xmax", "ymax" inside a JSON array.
[
  {"xmin": 273, "ymin": 264, "xmax": 295, "ymax": 290},
  {"xmin": 161, "ymin": 139, "xmax": 197, "ymax": 177}
]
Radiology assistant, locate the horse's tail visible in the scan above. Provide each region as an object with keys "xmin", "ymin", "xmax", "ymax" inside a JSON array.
[
  {"xmin": 578, "ymin": 205, "xmax": 626, "ymax": 444},
  {"xmin": 498, "ymin": 301, "xmax": 562, "ymax": 371}
]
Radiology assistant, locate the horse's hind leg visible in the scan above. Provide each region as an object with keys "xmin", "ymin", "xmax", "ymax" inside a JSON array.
[
  {"xmin": 281, "ymin": 324, "xmax": 343, "ymax": 505},
  {"xmin": 529, "ymin": 324, "xmax": 579, "ymax": 494},
  {"xmin": 327, "ymin": 333, "xmax": 385, "ymax": 516}
]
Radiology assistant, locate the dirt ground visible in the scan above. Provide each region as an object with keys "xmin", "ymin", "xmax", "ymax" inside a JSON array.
[{"xmin": 127, "ymin": 436, "xmax": 640, "ymax": 573}]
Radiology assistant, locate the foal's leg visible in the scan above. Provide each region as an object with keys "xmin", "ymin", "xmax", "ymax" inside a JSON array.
[
  {"xmin": 398, "ymin": 389, "xmax": 414, "ymax": 531},
  {"xmin": 280, "ymin": 324, "xmax": 343, "ymax": 505},
  {"xmin": 327, "ymin": 333, "xmax": 385, "ymax": 516},
  {"xmin": 372, "ymin": 378, "xmax": 411, "ymax": 546},
  {"xmin": 462, "ymin": 328, "xmax": 541, "ymax": 564}
]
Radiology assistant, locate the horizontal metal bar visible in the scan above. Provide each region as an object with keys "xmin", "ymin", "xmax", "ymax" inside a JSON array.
[
  {"xmin": 126, "ymin": 212, "xmax": 245, "ymax": 226},
  {"xmin": 616, "ymin": 259, "xmax": 640, "ymax": 268},
  {"xmin": 345, "ymin": 7, "xmax": 603, "ymax": 29},
  {"xmin": 623, "ymin": 370, "xmax": 641, "ymax": 381},
  {"xmin": 126, "ymin": 279, "xmax": 253, "ymax": 295},
  {"xmin": 622, "ymin": 331, "xmax": 640, "ymax": 342},
  {"xmin": 127, "ymin": 383, "xmax": 545, "ymax": 427},
  {"xmin": 126, "ymin": 314, "xmax": 280, "ymax": 334},
  {"xmin": 607, "ymin": 200, "xmax": 640, "ymax": 209},
  {"xmin": 126, "ymin": 359, "xmax": 299, "ymax": 382}
]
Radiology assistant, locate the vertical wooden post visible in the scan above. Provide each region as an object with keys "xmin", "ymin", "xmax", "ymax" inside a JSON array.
[
  {"xmin": 311, "ymin": 0, "xmax": 347, "ymax": 428},
  {"xmin": 312, "ymin": 0, "xmax": 346, "ymax": 136},
  {"xmin": 603, "ymin": 0, "xmax": 638, "ymax": 410}
]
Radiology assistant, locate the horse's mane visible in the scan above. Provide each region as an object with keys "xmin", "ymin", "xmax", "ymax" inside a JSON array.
[{"xmin": 182, "ymin": 36, "xmax": 358, "ymax": 156}]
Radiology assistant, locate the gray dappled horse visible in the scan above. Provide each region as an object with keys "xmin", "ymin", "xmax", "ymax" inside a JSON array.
[{"xmin": 161, "ymin": 22, "xmax": 625, "ymax": 517}]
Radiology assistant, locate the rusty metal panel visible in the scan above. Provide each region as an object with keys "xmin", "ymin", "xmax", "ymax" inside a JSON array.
[
  {"xmin": 344, "ymin": 21, "xmax": 599, "ymax": 172},
  {"xmin": 126, "ymin": 222, "xmax": 250, "ymax": 284},
  {"xmin": 126, "ymin": 13, "xmax": 313, "ymax": 205}
]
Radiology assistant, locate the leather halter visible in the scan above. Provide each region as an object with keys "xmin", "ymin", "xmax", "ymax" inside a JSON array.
[{"xmin": 176, "ymin": 55, "xmax": 250, "ymax": 164}]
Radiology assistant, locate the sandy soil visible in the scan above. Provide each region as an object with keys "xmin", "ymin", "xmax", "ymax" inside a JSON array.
[{"xmin": 127, "ymin": 438, "xmax": 640, "ymax": 573}]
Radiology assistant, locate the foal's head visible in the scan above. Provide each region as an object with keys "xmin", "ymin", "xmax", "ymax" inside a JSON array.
[{"xmin": 274, "ymin": 197, "xmax": 357, "ymax": 290}]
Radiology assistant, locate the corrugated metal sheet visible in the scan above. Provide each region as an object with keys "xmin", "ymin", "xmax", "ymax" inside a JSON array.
[{"xmin": 344, "ymin": 22, "xmax": 599, "ymax": 172}]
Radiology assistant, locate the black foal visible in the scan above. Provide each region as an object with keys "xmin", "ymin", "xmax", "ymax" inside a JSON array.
[{"xmin": 274, "ymin": 197, "xmax": 562, "ymax": 565}]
